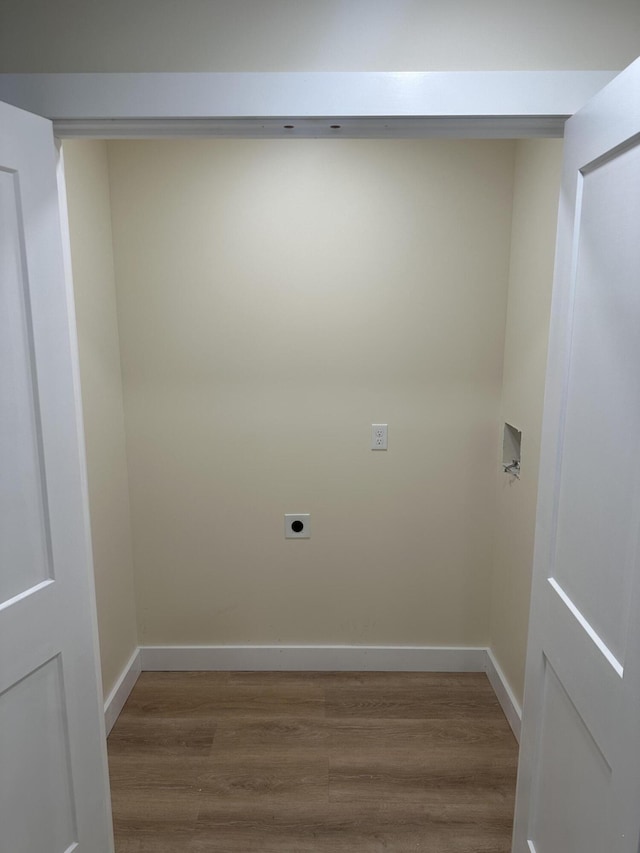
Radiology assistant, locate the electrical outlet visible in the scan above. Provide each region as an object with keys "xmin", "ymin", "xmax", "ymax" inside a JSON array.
[
  {"xmin": 285, "ymin": 513, "xmax": 311, "ymax": 538},
  {"xmin": 371, "ymin": 424, "xmax": 388, "ymax": 450}
]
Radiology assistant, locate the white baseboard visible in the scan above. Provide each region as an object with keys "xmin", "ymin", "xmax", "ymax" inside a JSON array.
[
  {"xmin": 104, "ymin": 644, "xmax": 521, "ymax": 740},
  {"xmin": 139, "ymin": 644, "xmax": 487, "ymax": 673},
  {"xmin": 103, "ymin": 648, "xmax": 141, "ymax": 735},
  {"xmin": 485, "ymin": 648, "xmax": 522, "ymax": 742}
]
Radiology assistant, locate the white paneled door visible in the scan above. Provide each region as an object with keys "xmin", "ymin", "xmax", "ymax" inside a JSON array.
[
  {"xmin": 513, "ymin": 59, "xmax": 640, "ymax": 852},
  {"xmin": 0, "ymin": 102, "xmax": 114, "ymax": 852}
]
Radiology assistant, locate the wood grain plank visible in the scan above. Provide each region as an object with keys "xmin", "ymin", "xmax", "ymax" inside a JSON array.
[
  {"xmin": 191, "ymin": 801, "xmax": 514, "ymax": 853},
  {"xmin": 328, "ymin": 716, "xmax": 516, "ymax": 750},
  {"xmin": 122, "ymin": 671, "xmax": 324, "ymax": 719},
  {"xmin": 325, "ymin": 674, "xmax": 501, "ymax": 720},
  {"xmin": 196, "ymin": 755, "xmax": 329, "ymax": 806},
  {"xmin": 107, "ymin": 716, "xmax": 217, "ymax": 757},
  {"xmin": 328, "ymin": 749, "xmax": 517, "ymax": 806},
  {"xmin": 113, "ymin": 822, "xmax": 198, "ymax": 853}
]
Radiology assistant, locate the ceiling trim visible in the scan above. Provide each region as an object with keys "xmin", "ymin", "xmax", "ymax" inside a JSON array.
[
  {"xmin": 0, "ymin": 72, "xmax": 617, "ymax": 138},
  {"xmin": 50, "ymin": 116, "xmax": 567, "ymax": 139}
]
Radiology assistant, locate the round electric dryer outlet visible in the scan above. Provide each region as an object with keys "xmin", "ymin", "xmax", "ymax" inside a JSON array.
[{"xmin": 284, "ymin": 513, "xmax": 311, "ymax": 539}]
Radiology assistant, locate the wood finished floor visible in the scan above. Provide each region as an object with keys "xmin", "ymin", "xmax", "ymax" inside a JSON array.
[{"xmin": 107, "ymin": 672, "xmax": 518, "ymax": 853}]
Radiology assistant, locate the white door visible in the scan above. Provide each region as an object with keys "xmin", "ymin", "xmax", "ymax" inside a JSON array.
[
  {"xmin": 0, "ymin": 102, "xmax": 114, "ymax": 852},
  {"xmin": 513, "ymin": 58, "xmax": 640, "ymax": 853}
]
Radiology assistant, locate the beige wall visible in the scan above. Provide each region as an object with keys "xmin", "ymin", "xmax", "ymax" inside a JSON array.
[
  {"xmin": 64, "ymin": 135, "xmax": 565, "ymax": 698},
  {"xmin": 490, "ymin": 139, "xmax": 564, "ymax": 705},
  {"xmin": 106, "ymin": 138, "xmax": 516, "ymax": 647},
  {"xmin": 1, "ymin": 0, "xmax": 638, "ymax": 72},
  {"xmin": 63, "ymin": 140, "xmax": 139, "ymax": 698}
]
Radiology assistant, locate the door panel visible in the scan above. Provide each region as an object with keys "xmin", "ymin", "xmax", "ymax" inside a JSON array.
[
  {"xmin": 1, "ymin": 657, "xmax": 78, "ymax": 853},
  {"xmin": 553, "ymin": 142, "xmax": 640, "ymax": 665},
  {"xmin": 0, "ymin": 101, "xmax": 114, "ymax": 852},
  {"xmin": 0, "ymin": 168, "xmax": 53, "ymax": 603},
  {"xmin": 530, "ymin": 660, "xmax": 611, "ymax": 853},
  {"xmin": 514, "ymin": 58, "xmax": 640, "ymax": 853}
]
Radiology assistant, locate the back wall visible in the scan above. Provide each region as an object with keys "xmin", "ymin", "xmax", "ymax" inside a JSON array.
[{"xmin": 105, "ymin": 138, "xmax": 516, "ymax": 647}]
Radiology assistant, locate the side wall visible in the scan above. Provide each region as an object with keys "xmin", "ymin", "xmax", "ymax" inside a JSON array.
[
  {"xmin": 490, "ymin": 138, "xmax": 564, "ymax": 706},
  {"xmin": 63, "ymin": 140, "xmax": 139, "ymax": 698},
  {"xmin": 1, "ymin": 0, "xmax": 638, "ymax": 72},
  {"xmin": 106, "ymin": 138, "xmax": 516, "ymax": 648}
]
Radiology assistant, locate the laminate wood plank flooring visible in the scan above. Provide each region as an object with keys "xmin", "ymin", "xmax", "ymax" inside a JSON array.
[{"xmin": 107, "ymin": 671, "xmax": 518, "ymax": 853}]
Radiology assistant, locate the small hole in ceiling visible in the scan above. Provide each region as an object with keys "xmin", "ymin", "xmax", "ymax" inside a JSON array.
[
  {"xmin": 284, "ymin": 124, "xmax": 295, "ymax": 129},
  {"xmin": 330, "ymin": 125, "xmax": 341, "ymax": 129}
]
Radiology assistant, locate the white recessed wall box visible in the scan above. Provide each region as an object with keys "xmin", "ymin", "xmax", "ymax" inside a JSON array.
[{"xmin": 502, "ymin": 423, "xmax": 522, "ymax": 477}]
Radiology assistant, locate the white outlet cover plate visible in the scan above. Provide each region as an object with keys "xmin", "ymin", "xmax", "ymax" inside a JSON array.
[
  {"xmin": 371, "ymin": 423, "xmax": 388, "ymax": 450},
  {"xmin": 285, "ymin": 513, "xmax": 311, "ymax": 539}
]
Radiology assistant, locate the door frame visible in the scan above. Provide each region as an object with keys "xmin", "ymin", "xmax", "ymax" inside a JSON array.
[{"xmin": 0, "ymin": 71, "xmax": 616, "ymax": 139}]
